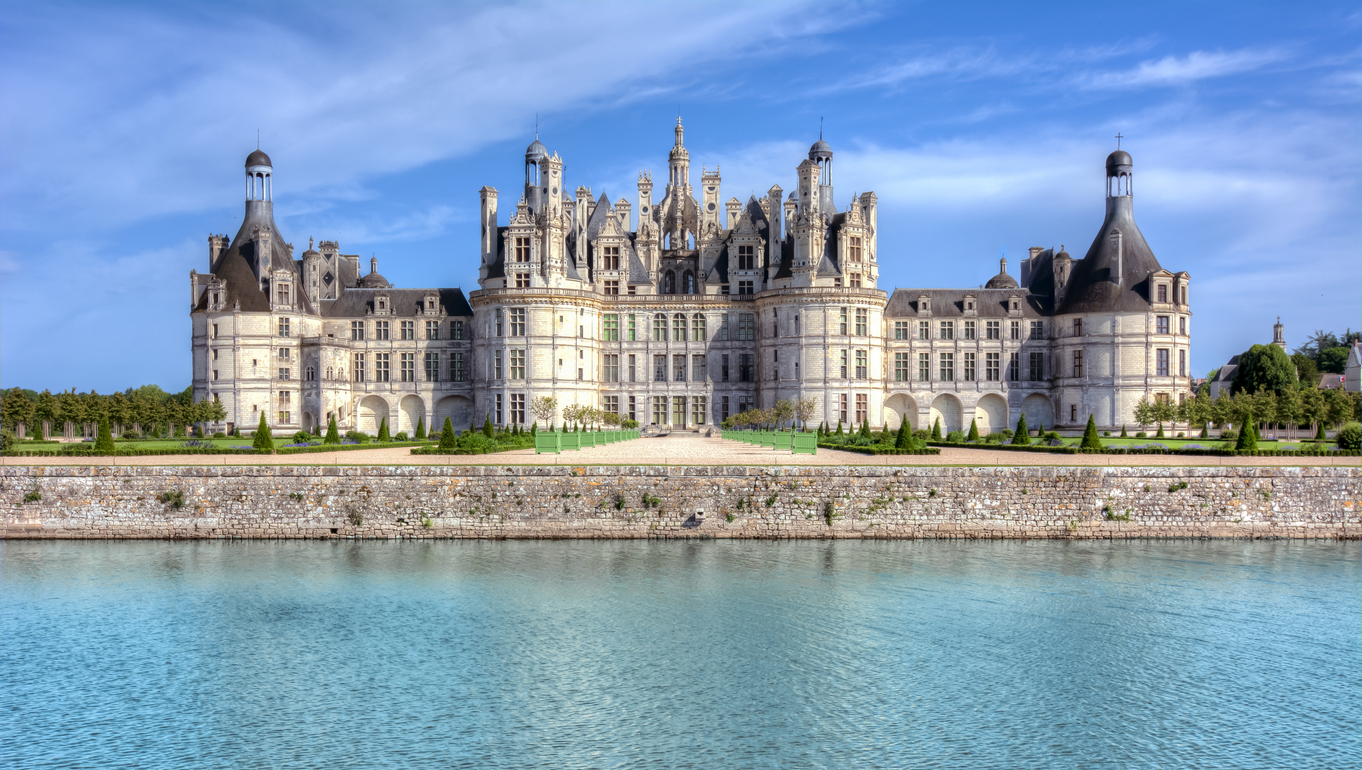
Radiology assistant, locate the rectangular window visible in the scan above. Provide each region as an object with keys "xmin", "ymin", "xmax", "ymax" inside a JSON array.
[
  {"xmin": 654, "ymin": 355, "xmax": 667, "ymax": 382},
  {"xmin": 940, "ymin": 352, "xmax": 954, "ymax": 381},
  {"xmin": 919, "ymin": 320, "xmax": 930, "ymax": 340},
  {"xmin": 849, "ymin": 273, "xmax": 862, "ymax": 288},
  {"xmin": 855, "ymin": 350, "xmax": 868, "ymax": 379},
  {"xmin": 1073, "ymin": 350, "xmax": 1084, "ymax": 378},
  {"xmin": 450, "ymin": 320, "xmax": 464, "ymax": 340},
  {"xmin": 847, "ymin": 236, "xmax": 862, "ymax": 262},
  {"xmin": 496, "ymin": 394, "xmax": 503, "ymax": 425},
  {"xmin": 603, "ymin": 395, "xmax": 619, "ymax": 416},
  {"xmin": 721, "ymin": 354, "xmax": 730, "ymax": 382},
  {"xmin": 720, "ymin": 313, "xmax": 729, "ymax": 341},
  {"xmin": 278, "ymin": 348, "xmax": 291, "ymax": 360},
  {"xmin": 1008, "ymin": 352, "xmax": 1020, "ymax": 381},
  {"xmin": 604, "ymin": 280, "xmax": 619, "ymax": 295},
  {"xmin": 855, "ymin": 394, "xmax": 867, "ymax": 425},
  {"xmin": 1030, "ymin": 321, "xmax": 1044, "ymax": 340},
  {"xmin": 509, "ymin": 349, "xmax": 525, "ymax": 380},
  {"xmin": 963, "ymin": 352, "xmax": 976, "ymax": 381},
  {"xmin": 1156, "ymin": 316, "xmax": 1169, "ymax": 334},
  {"xmin": 354, "ymin": 353, "xmax": 365, "ymax": 382},
  {"xmin": 895, "ymin": 321, "xmax": 909, "ymax": 340},
  {"xmin": 692, "ymin": 354, "xmax": 706, "ymax": 381},
  {"xmin": 278, "ymin": 318, "xmax": 290, "ymax": 337},
  {"xmin": 400, "ymin": 352, "xmax": 414, "ymax": 382},
  {"xmin": 278, "ymin": 368, "xmax": 291, "ymax": 381},
  {"xmin": 1072, "ymin": 404, "xmax": 1078, "ymax": 422},
  {"xmin": 919, "ymin": 353, "xmax": 930, "ymax": 381},
  {"xmin": 692, "ymin": 396, "xmax": 706, "ymax": 426},
  {"xmin": 351, "ymin": 321, "xmax": 365, "ymax": 341},
  {"xmin": 1029, "ymin": 351, "xmax": 1044, "ymax": 381},
  {"xmin": 855, "ymin": 308, "xmax": 868, "ymax": 336},
  {"xmin": 737, "ymin": 244, "xmax": 755, "ymax": 270},
  {"xmin": 376, "ymin": 353, "xmax": 390, "ymax": 382},
  {"xmin": 986, "ymin": 320, "xmax": 1000, "ymax": 340},
  {"xmin": 986, "ymin": 352, "xmax": 1000, "ymax": 381},
  {"xmin": 653, "ymin": 396, "xmax": 667, "ymax": 426},
  {"xmin": 738, "ymin": 313, "xmax": 755, "ymax": 341},
  {"xmin": 401, "ymin": 320, "xmax": 414, "ymax": 340},
  {"xmin": 1073, "ymin": 318, "xmax": 1083, "ymax": 337},
  {"xmin": 495, "ymin": 310, "xmax": 503, "ymax": 337},
  {"xmin": 627, "ymin": 314, "xmax": 637, "ymax": 341},
  {"xmin": 375, "ymin": 321, "xmax": 390, "ymax": 341},
  {"xmin": 628, "ymin": 396, "xmax": 637, "ymax": 422},
  {"xmin": 1179, "ymin": 316, "xmax": 1187, "ymax": 336},
  {"xmin": 1010, "ymin": 320, "xmax": 1020, "ymax": 340},
  {"xmin": 509, "ymin": 309, "xmax": 525, "ymax": 336},
  {"xmin": 1179, "ymin": 349, "xmax": 1186, "ymax": 377},
  {"xmin": 692, "ymin": 315, "xmax": 705, "ymax": 341},
  {"xmin": 673, "ymin": 396, "xmax": 687, "ymax": 427},
  {"xmin": 738, "ymin": 280, "xmax": 754, "ymax": 295},
  {"xmin": 510, "ymin": 394, "xmax": 525, "ymax": 425},
  {"xmin": 940, "ymin": 321, "xmax": 954, "ymax": 340},
  {"xmin": 426, "ymin": 320, "xmax": 440, "ymax": 340},
  {"xmin": 602, "ymin": 245, "xmax": 620, "ymax": 271},
  {"xmin": 493, "ymin": 349, "xmax": 502, "ymax": 380},
  {"xmin": 964, "ymin": 320, "xmax": 976, "ymax": 340},
  {"xmin": 449, "ymin": 351, "xmax": 465, "ymax": 382},
  {"xmin": 840, "ymin": 308, "xmax": 849, "ymax": 335},
  {"xmin": 653, "ymin": 314, "xmax": 667, "ymax": 341},
  {"xmin": 895, "ymin": 352, "xmax": 909, "ymax": 381},
  {"xmin": 722, "ymin": 396, "xmax": 730, "ymax": 422},
  {"xmin": 1157, "ymin": 284, "xmax": 1168, "ymax": 303},
  {"xmin": 628, "ymin": 354, "xmax": 636, "ymax": 383},
  {"xmin": 739, "ymin": 354, "xmax": 754, "ymax": 382},
  {"xmin": 425, "ymin": 352, "xmax": 440, "ymax": 382},
  {"xmin": 1157, "ymin": 349, "xmax": 1170, "ymax": 377},
  {"xmin": 514, "ymin": 236, "xmax": 530, "ymax": 262},
  {"xmin": 603, "ymin": 354, "xmax": 618, "ymax": 383},
  {"xmin": 603, "ymin": 314, "xmax": 619, "ymax": 341},
  {"xmin": 838, "ymin": 394, "xmax": 848, "ymax": 424},
  {"xmin": 514, "ymin": 273, "xmax": 530, "ymax": 289},
  {"xmin": 840, "ymin": 349, "xmax": 848, "ymax": 379},
  {"xmin": 673, "ymin": 316, "xmax": 685, "ymax": 342},
  {"xmin": 673, "ymin": 354, "xmax": 687, "ymax": 382}
]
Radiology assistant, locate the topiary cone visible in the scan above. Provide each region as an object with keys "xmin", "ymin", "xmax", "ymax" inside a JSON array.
[
  {"xmin": 1080, "ymin": 414, "xmax": 1103, "ymax": 451},
  {"xmin": 94, "ymin": 415, "xmax": 115, "ymax": 454},
  {"xmin": 252, "ymin": 412, "xmax": 274, "ymax": 452},
  {"xmin": 1012, "ymin": 414, "xmax": 1030, "ymax": 445},
  {"xmin": 966, "ymin": 419, "xmax": 979, "ymax": 442},
  {"xmin": 324, "ymin": 416, "xmax": 340, "ymax": 445}
]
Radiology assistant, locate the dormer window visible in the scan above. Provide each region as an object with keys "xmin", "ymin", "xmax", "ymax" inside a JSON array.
[
  {"xmin": 1157, "ymin": 284, "xmax": 1168, "ymax": 303},
  {"xmin": 602, "ymin": 245, "xmax": 620, "ymax": 271}
]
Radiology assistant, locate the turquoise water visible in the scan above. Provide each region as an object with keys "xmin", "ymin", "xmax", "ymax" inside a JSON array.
[{"xmin": 2, "ymin": 540, "xmax": 1357, "ymax": 769}]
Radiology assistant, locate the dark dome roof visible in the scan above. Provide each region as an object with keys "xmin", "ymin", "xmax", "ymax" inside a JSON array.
[
  {"xmin": 526, "ymin": 138, "xmax": 547, "ymax": 159},
  {"xmin": 357, "ymin": 272, "xmax": 390, "ymax": 289},
  {"xmin": 809, "ymin": 139, "xmax": 832, "ymax": 159},
  {"xmin": 1106, "ymin": 150, "xmax": 1132, "ymax": 173},
  {"xmin": 1055, "ymin": 249, "xmax": 1071, "ymax": 260},
  {"xmin": 246, "ymin": 149, "xmax": 272, "ymax": 168},
  {"xmin": 985, "ymin": 272, "xmax": 1018, "ymax": 289}
]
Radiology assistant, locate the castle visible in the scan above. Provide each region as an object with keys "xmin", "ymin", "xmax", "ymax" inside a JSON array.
[{"xmin": 189, "ymin": 122, "xmax": 1192, "ymax": 436}]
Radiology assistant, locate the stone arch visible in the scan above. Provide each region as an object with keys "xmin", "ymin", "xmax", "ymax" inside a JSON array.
[
  {"xmin": 358, "ymin": 395, "xmax": 390, "ymax": 434},
  {"xmin": 1021, "ymin": 393, "xmax": 1054, "ymax": 430},
  {"xmin": 399, "ymin": 395, "xmax": 425, "ymax": 434},
  {"xmin": 929, "ymin": 393, "xmax": 963, "ymax": 434},
  {"xmin": 883, "ymin": 393, "xmax": 918, "ymax": 431},
  {"xmin": 434, "ymin": 395, "xmax": 473, "ymax": 433},
  {"xmin": 973, "ymin": 393, "xmax": 1008, "ymax": 435}
]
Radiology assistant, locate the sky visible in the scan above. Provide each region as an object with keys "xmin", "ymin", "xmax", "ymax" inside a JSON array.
[{"xmin": 1, "ymin": 0, "xmax": 1358, "ymax": 393}]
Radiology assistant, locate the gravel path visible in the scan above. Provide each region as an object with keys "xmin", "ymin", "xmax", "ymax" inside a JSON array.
[{"xmin": 2, "ymin": 433, "xmax": 1351, "ymax": 467}]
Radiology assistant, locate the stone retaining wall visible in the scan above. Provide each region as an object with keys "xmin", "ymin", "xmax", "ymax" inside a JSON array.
[{"xmin": 2, "ymin": 465, "xmax": 1357, "ymax": 540}]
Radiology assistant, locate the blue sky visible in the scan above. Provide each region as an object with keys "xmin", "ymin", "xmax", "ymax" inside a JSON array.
[{"xmin": 2, "ymin": 0, "xmax": 1358, "ymax": 392}]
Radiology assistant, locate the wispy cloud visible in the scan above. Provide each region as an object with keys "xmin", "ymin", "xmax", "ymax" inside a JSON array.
[{"xmin": 1078, "ymin": 49, "xmax": 1287, "ymax": 89}]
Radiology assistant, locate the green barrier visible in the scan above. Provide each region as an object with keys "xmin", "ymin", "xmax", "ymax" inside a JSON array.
[
  {"xmin": 535, "ymin": 432, "xmax": 561, "ymax": 455},
  {"xmin": 759, "ymin": 432, "xmax": 774, "ymax": 448},
  {"xmin": 561, "ymin": 432, "xmax": 581, "ymax": 451},
  {"xmin": 772, "ymin": 433, "xmax": 792, "ymax": 451},
  {"xmin": 791, "ymin": 433, "xmax": 818, "ymax": 455}
]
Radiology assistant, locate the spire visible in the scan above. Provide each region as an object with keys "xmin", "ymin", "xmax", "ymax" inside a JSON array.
[{"xmin": 674, "ymin": 116, "xmax": 684, "ymax": 148}]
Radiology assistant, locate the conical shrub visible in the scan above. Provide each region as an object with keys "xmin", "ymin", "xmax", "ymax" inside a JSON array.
[
  {"xmin": 93, "ymin": 415, "xmax": 115, "ymax": 454},
  {"xmin": 1011, "ymin": 414, "xmax": 1030, "ymax": 445},
  {"xmin": 377, "ymin": 417, "xmax": 390, "ymax": 442},
  {"xmin": 252, "ymin": 412, "xmax": 274, "ymax": 452},
  {"xmin": 966, "ymin": 419, "xmax": 979, "ymax": 442},
  {"xmin": 1080, "ymin": 414, "xmax": 1103, "ymax": 450},
  {"xmin": 439, "ymin": 417, "xmax": 456, "ymax": 450},
  {"xmin": 324, "ymin": 416, "xmax": 340, "ymax": 444},
  {"xmin": 415, "ymin": 417, "xmax": 426, "ymax": 440}
]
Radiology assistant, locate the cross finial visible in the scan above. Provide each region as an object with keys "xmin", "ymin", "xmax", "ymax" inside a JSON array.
[
  {"xmin": 535, "ymin": 112, "xmax": 538, "ymax": 140},
  {"xmin": 257, "ymin": 129, "xmax": 260, "ymax": 149},
  {"xmin": 1115, "ymin": 132, "xmax": 1123, "ymax": 149},
  {"xmin": 820, "ymin": 116, "xmax": 823, "ymax": 139}
]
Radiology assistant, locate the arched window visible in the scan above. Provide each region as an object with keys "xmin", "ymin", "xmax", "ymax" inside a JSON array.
[
  {"xmin": 654, "ymin": 314, "xmax": 667, "ymax": 341},
  {"xmin": 326, "ymin": 367, "xmax": 333, "ymax": 380},
  {"xmin": 673, "ymin": 313, "xmax": 686, "ymax": 342},
  {"xmin": 663, "ymin": 271, "xmax": 675, "ymax": 294},
  {"xmin": 692, "ymin": 314, "xmax": 705, "ymax": 341},
  {"xmin": 684, "ymin": 271, "xmax": 695, "ymax": 294},
  {"xmin": 306, "ymin": 366, "xmax": 315, "ymax": 381}
]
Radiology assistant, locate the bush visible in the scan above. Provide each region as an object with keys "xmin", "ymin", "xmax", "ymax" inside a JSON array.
[
  {"xmin": 945, "ymin": 430, "xmax": 965, "ymax": 443},
  {"xmin": 395, "ymin": 431, "xmax": 409, "ymax": 442},
  {"xmin": 1081, "ymin": 415, "xmax": 1103, "ymax": 451},
  {"xmin": 1336, "ymin": 422, "xmax": 1362, "ymax": 452},
  {"xmin": 0, "ymin": 429, "xmax": 13, "ymax": 452},
  {"xmin": 1011, "ymin": 414, "xmax": 1030, "ymax": 445},
  {"xmin": 292, "ymin": 431, "xmax": 314, "ymax": 444},
  {"xmin": 323, "ymin": 417, "xmax": 340, "ymax": 445},
  {"xmin": 377, "ymin": 418, "xmax": 390, "ymax": 442},
  {"xmin": 93, "ymin": 416, "xmax": 115, "ymax": 454},
  {"xmin": 439, "ymin": 417, "xmax": 457, "ymax": 450},
  {"xmin": 252, "ymin": 413, "xmax": 274, "ymax": 452},
  {"xmin": 213, "ymin": 432, "xmax": 227, "ymax": 439},
  {"xmin": 1135, "ymin": 432, "xmax": 1147, "ymax": 438},
  {"xmin": 345, "ymin": 431, "xmax": 370, "ymax": 444},
  {"xmin": 1220, "ymin": 430, "xmax": 1237, "ymax": 441}
]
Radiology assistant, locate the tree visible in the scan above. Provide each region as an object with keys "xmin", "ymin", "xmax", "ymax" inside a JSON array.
[
  {"xmin": 1318, "ymin": 347, "xmax": 1349, "ymax": 375},
  {"xmin": 1290, "ymin": 353, "xmax": 1319, "ymax": 387},
  {"xmin": 793, "ymin": 396, "xmax": 817, "ymax": 431},
  {"xmin": 774, "ymin": 399, "xmax": 795, "ymax": 430},
  {"xmin": 1234, "ymin": 412, "xmax": 1257, "ymax": 452},
  {"xmin": 1133, "ymin": 397, "xmax": 1155, "ymax": 432},
  {"xmin": 252, "ymin": 412, "xmax": 274, "ymax": 452},
  {"xmin": 859, "ymin": 419, "xmax": 871, "ymax": 439},
  {"xmin": 0, "ymin": 388, "xmax": 34, "ymax": 433},
  {"xmin": 966, "ymin": 418, "xmax": 979, "ymax": 442},
  {"xmin": 322, "ymin": 416, "xmax": 340, "ymax": 444},
  {"xmin": 895, "ymin": 419, "xmax": 912, "ymax": 450},
  {"xmin": 1012, "ymin": 414, "xmax": 1030, "ymax": 445},
  {"xmin": 1119, "ymin": 424, "xmax": 1127, "ymax": 438},
  {"xmin": 531, "ymin": 395, "xmax": 558, "ymax": 429},
  {"xmin": 1233, "ymin": 344, "xmax": 1298, "ymax": 395},
  {"xmin": 483, "ymin": 413, "xmax": 495, "ymax": 438},
  {"xmin": 93, "ymin": 415, "xmax": 115, "ymax": 454},
  {"xmin": 1080, "ymin": 414, "xmax": 1102, "ymax": 450},
  {"xmin": 930, "ymin": 418, "xmax": 942, "ymax": 441},
  {"xmin": 439, "ymin": 417, "xmax": 457, "ymax": 450},
  {"xmin": 414, "ymin": 417, "xmax": 426, "ymax": 440},
  {"xmin": 375, "ymin": 417, "xmax": 389, "ymax": 442},
  {"xmin": 1152, "ymin": 398, "xmax": 1175, "ymax": 436},
  {"xmin": 1276, "ymin": 387, "xmax": 1302, "ymax": 440},
  {"xmin": 835, "ymin": 419, "xmax": 843, "ymax": 436}
]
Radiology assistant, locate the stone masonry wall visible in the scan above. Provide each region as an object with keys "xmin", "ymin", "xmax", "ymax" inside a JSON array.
[{"xmin": 1, "ymin": 465, "xmax": 1357, "ymax": 540}]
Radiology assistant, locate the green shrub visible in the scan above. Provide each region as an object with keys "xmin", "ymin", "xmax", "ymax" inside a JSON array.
[
  {"xmin": 414, "ymin": 417, "xmax": 426, "ymax": 440},
  {"xmin": 1, "ymin": 428, "xmax": 15, "ymax": 452},
  {"xmin": 1119, "ymin": 425, "xmax": 1128, "ymax": 438},
  {"xmin": 345, "ymin": 431, "xmax": 369, "ymax": 444},
  {"xmin": 213, "ymin": 432, "xmax": 227, "ymax": 439},
  {"xmin": 931, "ymin": 418, "xmax": 942, "ymax": 441},
  {"xmin": 1080, "ymin": 415, "xmax": 1103, "ymax": 450},
  {"xmin": 946, "ymin": 430, "xmax": 965, "ymax": 443},
  {"xmin": 483, "ymin": 414, "xmax": 494, "ymax": 439},
  {"xmin": 93, "ymin": 416, "xmax": 115, "ymax": 454},
  {"xmin": 1011, "ymin": 414, "xmax": 1030, "ymax": 445},
  {"xmin": 394, "ymin": 431, "xmax": 409, "ymax": 442},
  {"xmin": 1235, "ymin": 418, "xmax": 1258, "ymax": 452},
  {"xmin": 439, "ymin": 417, "xmax": 457, "ymax": 450},
  {"xmin": 377, "ymin": 418, "xmax": 390, "ymax": 442},
  {"xmin": 323, "ymin": 417, "xmax": 340, "ymax": 445},
  {"xmin": 292, "ymin": 431, "xmax": 313, "ymax": 444},
  {"xmin": 1336, "ymin": 422, "xmax": 1362, "ymax": 452},
  {"xmin": 1220, "ymin": 430, "xmax": 1237, "ymax": 441},
  {"xmin": 1135, "ymin": 431, "xmax": 1147, "ymax": 438},
  {"xmin": 252, "ymin": 413, "xmax": 274, "ymax": 452},
  {"xmin": 966, "ymin": 419, "xmax": 979, "ymax": 442}
]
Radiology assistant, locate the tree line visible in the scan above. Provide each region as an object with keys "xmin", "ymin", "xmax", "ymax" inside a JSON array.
[{"xmin": 0, "ymin": 385, "xmax": 225, "ymax": 438}]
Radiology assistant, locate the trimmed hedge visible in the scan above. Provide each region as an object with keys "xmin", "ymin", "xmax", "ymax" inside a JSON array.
[
  {"xmin": 927, "ymin": 441, "xmax": 1359, "ymax": 457},
  {"xmin": 818, "ymin": 442, "xmax": 941, "ymax": 456},
  {"xmin": 276, "ymin": 441, "xmax": 432, "ymax": 455},
  {"xmin": 2, "ymin": 447, "xmax": 267, "ymax": 458}
]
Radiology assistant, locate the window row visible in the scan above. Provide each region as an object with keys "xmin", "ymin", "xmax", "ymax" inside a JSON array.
[
  {"xmin": 350, "ymin": 319, "xmax": 465, "ymax": 341},
  {"xmin": 891, "ymin": 351, "xmax": 1036, "ymax": 382},
  {"xmin": 348, "ymin": 352, "xmax": 468, "ymax": 383}
]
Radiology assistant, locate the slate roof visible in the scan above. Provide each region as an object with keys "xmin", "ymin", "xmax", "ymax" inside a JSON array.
[
  {"xmin": 195, "ymin": 201, "xmax": 313, "ymax": 314},
  {"xmin": 1058, "ymin": 196, "xmax": 1162, "ymax": 314},
  {"xmin": 484, "ymin": 226, "xmax": 509, "ymax": 280},
  {"xmin": 319, "ymin": 288, "xmax": 472, "ymax": 318},
  {"xmin": 884, "ymin": 288, "xmax": 1041, "ymax": 318}
]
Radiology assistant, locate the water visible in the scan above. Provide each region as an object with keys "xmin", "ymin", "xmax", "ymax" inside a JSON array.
[{"xmin": 2, "ymin": 540, "xmax": 1357, "ymax": 769}]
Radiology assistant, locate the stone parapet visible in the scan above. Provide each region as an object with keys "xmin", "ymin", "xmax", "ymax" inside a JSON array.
[{"xmin": 2, "ymin": 465, "xmax": 1357, "ymax": 540}]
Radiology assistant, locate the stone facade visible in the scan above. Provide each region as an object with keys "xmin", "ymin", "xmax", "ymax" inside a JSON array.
[
  {"xmin": 4, "ymin": 466, "xmax": 1356, "ymax": 540},
  {"xmin": 190, "ymin": 128, "xmax": 1193, "ymax": 437}
]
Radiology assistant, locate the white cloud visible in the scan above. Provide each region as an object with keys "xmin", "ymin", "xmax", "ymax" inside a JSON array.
[{"xmin": 1079, "ymin": 49, "xmax": 1285, "ymax": 89}]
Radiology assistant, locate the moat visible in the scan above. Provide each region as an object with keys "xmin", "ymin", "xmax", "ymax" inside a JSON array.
[{"xmin": 2, "ymin": 540, "xmax": 1355, "ymax": 768}]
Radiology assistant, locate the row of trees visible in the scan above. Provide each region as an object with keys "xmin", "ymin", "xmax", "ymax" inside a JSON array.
[
  {"xmin": 527, "ymin": 396, "xmax": 639, "ymax": 431},
  {"xmin": 0, "ymin": 386, "xmax": 225, "ymax": 438},
  {"xmin": 1216, "ymin": 331, "xmax": 1358, "ymax": 398},
  {"xmin": 1135, "ymin": 386, "xmax": 1359, "ymax": 438},
  {"xmin": 720, "ymin": 397, "xmax": 818, "ymax": 431}
]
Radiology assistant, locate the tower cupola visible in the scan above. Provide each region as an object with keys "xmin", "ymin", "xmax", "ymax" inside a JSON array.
[
  {"xmin": 1106, "ymin": 148, "xmax": 1132, "ymax": 197},
  {"xmin": 246, "ymin": 148, "xmax": 273, "ymax": 202}
]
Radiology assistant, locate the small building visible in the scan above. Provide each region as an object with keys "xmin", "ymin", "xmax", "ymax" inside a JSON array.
[{"xmin": 1346, "ymin": 342, "xmax": 1361, "ymax": 393}]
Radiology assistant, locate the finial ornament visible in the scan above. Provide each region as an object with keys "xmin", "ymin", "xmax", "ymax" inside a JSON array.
[{"xmin": 1115, "ymin": 132, "xmax": 1123, "ymax": 149}]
